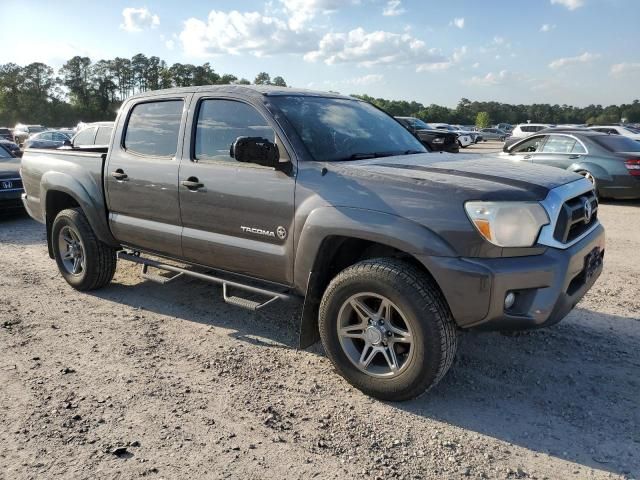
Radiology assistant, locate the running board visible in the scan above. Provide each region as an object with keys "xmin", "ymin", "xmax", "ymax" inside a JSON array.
[{"xmin": 118, "ymin": 251, "xmax": 290, "ymax": 311}]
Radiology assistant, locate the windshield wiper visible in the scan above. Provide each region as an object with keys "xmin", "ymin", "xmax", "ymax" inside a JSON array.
[{"xmin": 332, "ymin": 150, "xmax": 422, "ymax": 162}]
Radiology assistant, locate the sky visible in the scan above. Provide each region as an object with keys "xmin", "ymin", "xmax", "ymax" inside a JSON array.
[{"xmin": 1, "ymin": 0, "xmax": 639, "ymax": 107}]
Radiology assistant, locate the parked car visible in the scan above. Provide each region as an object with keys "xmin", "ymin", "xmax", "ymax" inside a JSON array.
[
  {"xmin": 479, "ymin": 128, "xmax": 508, "ymax": 141},
  {"xmin": 21, "ymin": 86, "xmax": 604, "ymax": 401},
  {"xmin": 0, "ymin": 139, "xmax": 22, "ymax": 157},
  {"xmin": 66, "ymin": 122, "xmax": 114, "ymax": 149},
  {"xmin": 13, "ymin": 124, "xmax": 46, "ymax": 146},
  {"xmin": 511, "ymin": 123, "xmax": 553, "ymax": 139},
  {"xmin": 454, "ymin": 125, "xmax": 483, "ymax": 143},
  {"xmin": 431, "ymin": 124, "xmax": 473, "ymax": 148},
  {"xmin": 24, "ymin": 130, "xmax": 74, "ymax": 150},
  {"xmin": 496, "ymin": 123, "xmax": 513, "ymax": 133},
  {"xmin": 0, "ymin": 143, "xmax": 24, "ymax": 213},
  {"xmin": 502, "ymin": 131, "xmax": 640, "ymax": 199},
  {"xmin": 395, "ymin": 116, "xmax": 459, "ymax": 153},
  {"xmin": 588, "ymin": 125, "xmax": 640, "ymax": 141},
  {"xmin": 0, "ymin": 127, "xmax": 14, "ymax": 142}
]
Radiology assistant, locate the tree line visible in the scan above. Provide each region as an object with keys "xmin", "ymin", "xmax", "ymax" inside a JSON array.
[
  {"xmin": 1, "ymin": 53, "xmax": 639, "ymax": 128},
  {"xmin": 352, "ymin": 95, "xmax": 640, "ymax": 127},
  {"xmin": 0, "ymin": 54, "xmax": 287, "ymax": 127}
]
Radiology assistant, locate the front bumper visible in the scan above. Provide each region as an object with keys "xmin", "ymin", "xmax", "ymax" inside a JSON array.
[{"xmin": 423, "ymin": 224, "xmax": 605, "ymax": 330}]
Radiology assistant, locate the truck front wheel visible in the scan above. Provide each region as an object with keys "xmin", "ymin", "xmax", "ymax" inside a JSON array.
[
  {"xmin": 319, "ymin": 258, "xmax": 457, "ymax": 401},
  {"xmin": 51, "ymin": 208, "xmax": 117, "ymax": 291}
]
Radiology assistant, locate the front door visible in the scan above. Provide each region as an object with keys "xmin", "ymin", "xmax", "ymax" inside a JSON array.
[
  {"xmin": 178, "ymin": 96, "xmax": 296, "ymax": 284},
  {"xmin": 531, "ymin": 134, "xmax": 587, "ymax": 169},
  {"xmin": 508, "ymin": 135, "xmax": 547, "ymax": 163},
  {"xmin": 105, "ymin": 96, "xmax": 189, "ymax": 258}
]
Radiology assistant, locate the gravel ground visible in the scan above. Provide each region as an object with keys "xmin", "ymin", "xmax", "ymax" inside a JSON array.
[{"xmin": 0, "ymin": 199, "xmax": 638, "ymax": 480}]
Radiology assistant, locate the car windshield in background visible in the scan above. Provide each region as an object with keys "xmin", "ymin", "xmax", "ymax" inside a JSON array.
[
  {"xmin": 593, "ymin": 135, "xmax": 640, "ymax": 152},
  {"xmin": 272, "ymin": 96, "xmax": 426, "ymax": 162},
  {"xmin": 623, "ymin": 126, "xmax": 640, "ymax": 134},
  {"xmin": 0, "ymin": 146, "xmax": 12, "ymax": 159},
  {"xmin": 412, "ymin": 119, "xmax": 432, "ymax": 130}
]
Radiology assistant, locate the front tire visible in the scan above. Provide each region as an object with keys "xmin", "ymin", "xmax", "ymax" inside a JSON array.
[
  {"xmin": 51, "ymin": 208, "xmax": 117, "ymax": 291},
  {"xmin": 319, "ymin": 258, "xmax": 457, "ymax": 401}
]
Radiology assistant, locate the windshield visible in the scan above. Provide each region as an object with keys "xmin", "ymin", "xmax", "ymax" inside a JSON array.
[
  {"xmin": 593, "ymin": 135, "xmax": 640, "ymax": 152},
  {"xmin": 411, "ymin": 118, "xmax": 432, "ymax": 130},
  {"xmin": 271, "ymin": 96, "xmax": 426, "ymax": 161},
  {"xmin": 0, "ymin": 145, "xmax": 12, "ymax": 159}
]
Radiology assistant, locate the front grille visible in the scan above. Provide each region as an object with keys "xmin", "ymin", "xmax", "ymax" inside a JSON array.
[
  {"xmin": 0, "ymin": 177, "xmax": 23, "ymax": 190},
  {"xmin": 553, "ymin": 191, "xmax": 598, "ymax": 243}
]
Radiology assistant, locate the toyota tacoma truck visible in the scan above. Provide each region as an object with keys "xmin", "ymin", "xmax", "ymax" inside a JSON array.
[{"xmin": 20, "ymin": 86, "xmax": 604, "ymax": 401}]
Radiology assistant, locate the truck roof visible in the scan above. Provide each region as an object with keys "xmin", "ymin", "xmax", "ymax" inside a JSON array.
[{"xmin": 128, "ymin": 84, "xmax": 356, "ymax": 101}]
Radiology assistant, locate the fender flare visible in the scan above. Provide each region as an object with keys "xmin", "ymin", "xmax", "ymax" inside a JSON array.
[
  {"xmin": 41, "ymin": 171, "xmax": 119, "ymax": 252},
  {"xmin": 295, "ymin": 206, "xmax": 456, "ymax": 348}
]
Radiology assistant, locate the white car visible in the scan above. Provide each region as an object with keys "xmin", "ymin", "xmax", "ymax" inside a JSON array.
[
  {"xmin": 511, "ymin": 123, "xmax": 553, "ymax": 139},
  {"xmin": 431, "ymin": 123, "xmax": 473, "ymax": 148},
  {"xmin": 589, "ymin": 125, "xmax": 640, "ymax": 141}
]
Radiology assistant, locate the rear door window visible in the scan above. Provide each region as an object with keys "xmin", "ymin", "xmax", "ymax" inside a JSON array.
[
  {"xmin": 73, "ymin": 127, "xmax": 97, "ymax": 146},
  {"xmin": 95, "ymin": 126, "xmax": 113, "ymax": 145},
  {"xmin": 541, "ymin": 136, "xmax": 577, "ymax": 154},
  {"xmin": 124, "ymin": 100, "xmax": 184, "ymax": 157}
]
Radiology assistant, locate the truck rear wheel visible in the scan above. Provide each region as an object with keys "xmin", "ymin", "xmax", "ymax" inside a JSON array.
[
  {"xmin": 319, "ymin": 258, "xmax": 457, "ymax": 401},
  {"xmin": 51, "ymin": 208, "xmax": 117, "ymax": 291}
]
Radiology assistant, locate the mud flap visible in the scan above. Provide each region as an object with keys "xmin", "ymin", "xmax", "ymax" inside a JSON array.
[{"xmin": 298, "ymin": 271, "xmax": 321, "ymax": 349}]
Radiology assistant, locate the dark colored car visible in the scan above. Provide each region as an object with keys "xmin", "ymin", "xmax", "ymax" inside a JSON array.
[
  {"xmin": 0, "ymin": 127, "xmax": 14, "ymax": 142},
  {"xmin": 0, "ymin": 144, "xmax": 24, "ymax": 213},
  {"xmin": 0, "ymin": 139, "xmax": 21, "ymax": 157},
  {"xmin": 395, "ymin": 116, "xmax": 459, "ymax": 153},
  {"xmin": 24, "ymin": 130, "xmax": 74, "ymax": 150},
  {"xmin": 502, "ymin": 131, "xmax": 640, "ymax": 199},
  {"xmin": 21, "ymin": 86, "xmax": 604, "ymax": 401}
]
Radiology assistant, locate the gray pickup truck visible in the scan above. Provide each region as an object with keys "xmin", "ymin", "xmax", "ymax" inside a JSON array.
[{"xmin": 20, "ymin": 86, "xmax": 604, "ymax": 401}]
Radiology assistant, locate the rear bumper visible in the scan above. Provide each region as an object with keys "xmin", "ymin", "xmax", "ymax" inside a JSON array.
[
  {"xmin": 599, "ymin": 174, "xmax": 640, "ymax": 199},
  {"xmin": 422, "ymin": 224, "xmax": 605, "ymax": 330}
]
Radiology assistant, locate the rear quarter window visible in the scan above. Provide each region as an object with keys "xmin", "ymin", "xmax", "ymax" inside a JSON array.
[{"xmin": 124, "ymin": 100, "xmax": 183, "ymax": 157}]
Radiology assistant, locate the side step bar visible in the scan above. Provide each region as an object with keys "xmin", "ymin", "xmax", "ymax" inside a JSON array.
[{"xmin": 118, "ymin": 251, "xmax": 290, "ymax": 311}]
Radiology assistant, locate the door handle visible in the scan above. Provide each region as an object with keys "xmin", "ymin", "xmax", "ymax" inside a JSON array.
[
  {"xmin": 523, "ymin": 155, "xmax": 532, "ymax": 160},
  {"xmin": 111, "ymin": 169, "xmax": 128, "ymax": 181},
  {"xmin": 569, "ymin": 155, "xmax": 581, "ymax": 160},
  {"xmin": 181, "ymin": 177, "xmax": 204, "ymax": 190}
]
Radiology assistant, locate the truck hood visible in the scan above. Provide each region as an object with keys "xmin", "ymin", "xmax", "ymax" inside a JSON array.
[{"xmin": 336, "ymin": 152, "xmax": 580, "ymax": 201}]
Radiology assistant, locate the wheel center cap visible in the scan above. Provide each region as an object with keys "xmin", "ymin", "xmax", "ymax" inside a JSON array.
[{"xmin": 365, "ymin": 326, "xmax": 383, "ymax": 345}]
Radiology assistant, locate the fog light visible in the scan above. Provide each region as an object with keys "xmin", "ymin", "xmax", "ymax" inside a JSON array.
[{"xmin": 504, "ymin": 292, "xmax": 516, "ymax": 310}]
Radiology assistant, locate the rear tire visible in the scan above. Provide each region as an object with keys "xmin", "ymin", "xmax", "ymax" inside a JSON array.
[
  {"xmin": 319, "ymin": 258, "xmax": 457, "ymax": 401},
  {"xmin": 51, "ymin": 208, "xmax": 117, "ymax": 291}
]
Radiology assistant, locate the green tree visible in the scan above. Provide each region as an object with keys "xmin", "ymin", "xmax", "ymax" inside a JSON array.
[
  {"xmin": 475, "ymin": 111, "xmax": 491, "ymax": 129},
  {"xmin": 254, "ymin": 72, "xmax": 271, "ymax": 85},
  {"xmin": 272, "ymin": 76, "xmax": 287, "ymax": 87}
]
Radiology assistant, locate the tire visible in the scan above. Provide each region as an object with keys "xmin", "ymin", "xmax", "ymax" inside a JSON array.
[
  {"xmin": 319, "ymin": 258, "xmax": 457, "ymax": 401},
  {"xmin": 51, "ymin": 208, "xmax": 117, "ymax": 291}
]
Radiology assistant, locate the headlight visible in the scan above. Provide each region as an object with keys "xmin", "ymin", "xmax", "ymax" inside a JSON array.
[
  {"xmin": 433, "ymin": 137, "xmax": 445, "ymax": 144},
  {"xmin": 464, "ymin": 201, "xmax": 549, "ymax": 247}
]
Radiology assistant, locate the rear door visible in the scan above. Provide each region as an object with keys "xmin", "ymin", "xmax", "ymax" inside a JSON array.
[
  {"xmin": 178, "ymin": 95, "xmax": 296, "ymax": 284},
  {"xmin": 532, "ymin": 135, "xmax": 587, "ymax": 169},
  {"xmin": 105, "ymin": 95, "xmax": 190, "ymax": 258}
]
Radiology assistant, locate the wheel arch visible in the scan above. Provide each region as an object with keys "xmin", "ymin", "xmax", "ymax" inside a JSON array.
[{"xmin": 296, "ymin": 207, "xmax": 456, "ymax": 348}]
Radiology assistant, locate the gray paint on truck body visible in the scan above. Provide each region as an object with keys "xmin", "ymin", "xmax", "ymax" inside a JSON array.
[{"xmin": 20, "ymin": 85, "xmax": 603, "ymax": 342}]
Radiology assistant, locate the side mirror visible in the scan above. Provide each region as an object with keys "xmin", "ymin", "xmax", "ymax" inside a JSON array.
[{"xmin": 230, "ymin": 136, "xmax": 280, "ymax": 169}]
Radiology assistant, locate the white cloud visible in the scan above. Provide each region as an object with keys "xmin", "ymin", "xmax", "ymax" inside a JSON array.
[
  {"xmin": 610, "ymin": 62, "xmax": 640, "ymax": 76},
  {"xmin": 280, "ymin": 0, "xmax": 360, "ymax": 31},
  {"xmin": 493, "ymin": 36, "xmax": 505, "ymax": 45},
  {"xmin": 472, "ymin": 62, "xmax": 480, "ymax": 68},
  {"xmin": 550, "ymin": 0, "xmax": 585, "ymax": 10},
  {"xmin": 416, "ymin": 46, "xmax": 467, "ymax": 72},
  {"xmin": 304, "ymin": 27, "xmax": 446, "ymax": 68},
  {"xmin": 549, "ymin": 51, "xmax": 600, "ymax": 69},
  {"xmin": 120, "ymin": 7, "xmax": 160, "ymax": 32},
  {"xmin": 540, "ymin": 23, "xmax": 556, "ymax": 32},
  {"xmin": 179, "ymin": 10, "xmax": 315, "ymax": 57},
  {"xmin": 339, "ymin": 74, "xmax": 385, "ymax": 86},
  {"xmin": 450, "ymin": 17, "xmax": 465, "ymax": 29},
  {"xmin": 383, "ymin": 0, "xmax": 405, "ymax": 16},
  {"xmin": 466, "ymin": 70, "xmax": 513, "ymax": 87},
  {"xmin": 165, "ymin": 40, "xmax": 175, "ymax": 51}
]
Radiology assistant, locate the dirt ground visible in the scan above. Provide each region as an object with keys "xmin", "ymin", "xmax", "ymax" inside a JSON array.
[{"xmin": 1, "ymin": 195, "xmax": 638, "ymax": 480}]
